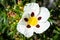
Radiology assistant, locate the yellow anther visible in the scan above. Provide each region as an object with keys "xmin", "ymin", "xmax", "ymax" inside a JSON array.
[{"xmin": 28, "ymin": 17, "xmax": 38, "ymax": 26}]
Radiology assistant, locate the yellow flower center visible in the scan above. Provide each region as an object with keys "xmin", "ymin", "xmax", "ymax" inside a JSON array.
[{"xmin": 28, "ymin": 17, "xmax": 38, "ymax": 26}]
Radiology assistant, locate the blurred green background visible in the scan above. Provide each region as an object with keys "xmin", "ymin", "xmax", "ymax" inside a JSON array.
[{"xmin": 0, "ymin": 0, "xmax": 60, "ymax": 40}]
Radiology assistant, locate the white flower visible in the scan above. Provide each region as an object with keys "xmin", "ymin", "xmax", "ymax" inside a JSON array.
[{"xmin": 17, "ymin": 3, "xmax": 50, "ymax": 38}]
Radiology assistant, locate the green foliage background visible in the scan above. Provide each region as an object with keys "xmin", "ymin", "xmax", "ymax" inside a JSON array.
[{"xmin": 0, "ymin": 0, "xmax": 60, "ymax": 40}]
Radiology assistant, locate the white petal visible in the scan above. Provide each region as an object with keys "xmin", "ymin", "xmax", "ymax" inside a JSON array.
[
  {"xmin": 24, "ymin": 3, "xmax": 39, "ymax": 16},
  {"xmin": 24, "ymin": 27, "xmax": 34, "ymax": 38},
  {"xmin": 34, "ymin": 21, "xmax": 50, "ymax": 34},
  {"xmin": 37, "ymin": 7, "xmax": 50, "ymax": 22},
  {"xmin": 22, "ymin": 12, "xmax": 30, "ymax": 19},
  {"xmin": 17, "ymin": 19, "xmax": 26, "ymax": 34},
  {"xmin": 17, "ymin": 18, "xmax": 34, "ymax": 38}
]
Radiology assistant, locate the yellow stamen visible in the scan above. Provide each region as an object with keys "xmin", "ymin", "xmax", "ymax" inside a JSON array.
[{"xmin": 28, "ymin": 17, "xmax": 38, "ymax": 26}]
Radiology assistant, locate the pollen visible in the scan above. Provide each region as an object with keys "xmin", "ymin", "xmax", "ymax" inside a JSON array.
[{"xmin": 28, "ymin": 17, "xmax": 38, "ymax": 26}]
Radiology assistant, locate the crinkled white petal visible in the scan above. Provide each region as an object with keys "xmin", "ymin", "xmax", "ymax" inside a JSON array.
[
  {"xmin": 17, "ymin": 19, "xmax": 26, "ymax": 34},
  {"xmin": 22, "ymin": 12, "xmax": 30, "ymax": 19},
  {"xmin": 34, "ymin": 21, "xmax": 50, "ymax": 34},
  {"xmin": 24, "ymin": 3, "xmax": 39, "ymax": 16},
  {"xmin": 37, "ymin": 7, "xmax": 50, "ymax": 22},
  {"xmin": 17, "ymin": 16, "xmax": 34, "ymax": 38},
  {"xmin": 24, "ymin": 27, "xmax": 34, "ymax": 38},
  {"xmin": 17, "ymin": 12, "xmax": 28, "ymax": 34}
]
